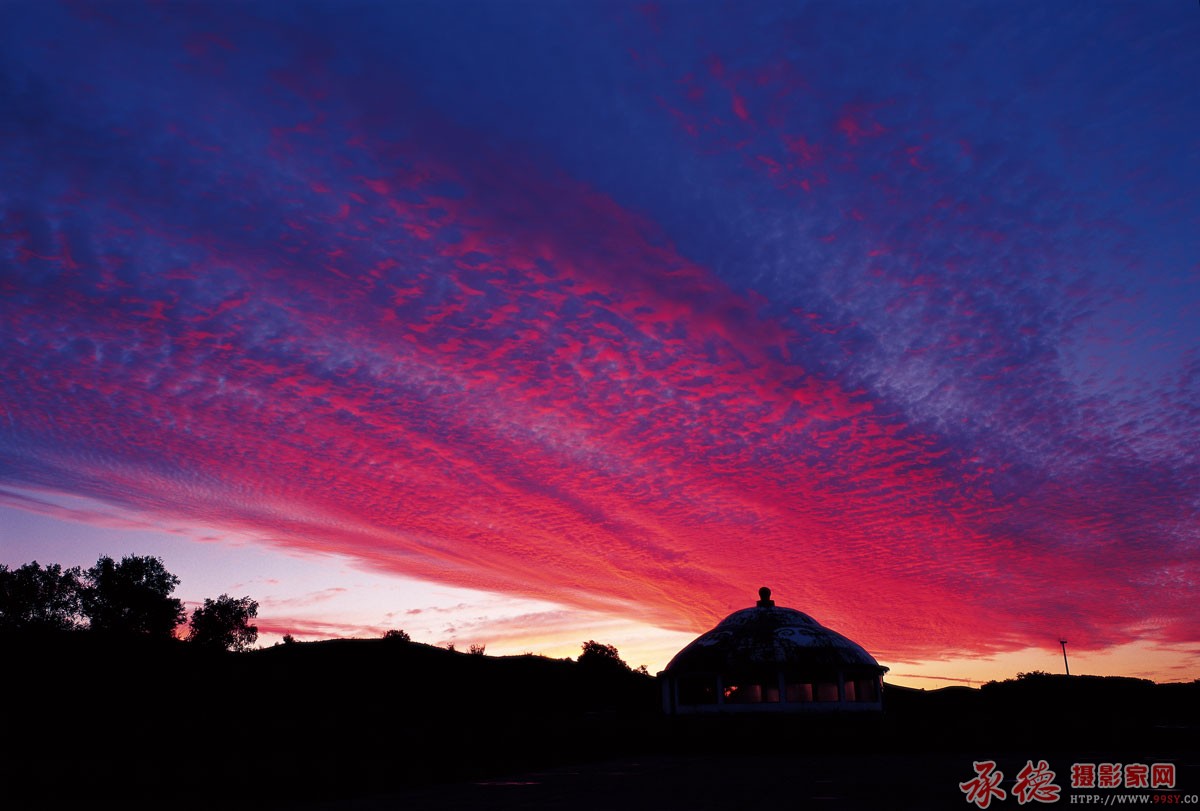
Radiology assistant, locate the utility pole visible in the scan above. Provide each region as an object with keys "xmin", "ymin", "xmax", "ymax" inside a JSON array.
[{"xmin": 1059, "ymin": 638, "xmax": 1070, "ymax": 676}]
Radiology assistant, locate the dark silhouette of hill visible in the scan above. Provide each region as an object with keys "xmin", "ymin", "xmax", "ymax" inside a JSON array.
[
  {"xmin": 3, "ymin": 631, "xmax": 1196, "ymax": 810},
  {"xmin": 1, "ymin": 630, "xmax": 656, "ymax": 809}
]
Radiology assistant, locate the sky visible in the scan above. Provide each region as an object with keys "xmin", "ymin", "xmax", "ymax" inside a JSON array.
[{"xmin": 1, "ymin": 0, "xmax": 1197, "ymax": 688}]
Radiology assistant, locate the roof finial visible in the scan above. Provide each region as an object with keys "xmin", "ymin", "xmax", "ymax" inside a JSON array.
[{"xmin": 757, "ymin": 586, "xmax": 775, "ymax": 608}]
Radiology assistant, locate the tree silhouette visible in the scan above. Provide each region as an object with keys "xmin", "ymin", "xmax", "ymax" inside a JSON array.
[
  {"xmin": 578, "ymin": 640, "xmax": 629, "ymax": 671},
  {"xmin": 82, "ymin": 555, "xmax": 185, "ymax": 637},
  {"xmin": 188, "ymin": 594, "xmax": 259, "ymax": 651},
  {"xmin": 0, "ymin": 561, "xmax": 84, "ymax": 631}
]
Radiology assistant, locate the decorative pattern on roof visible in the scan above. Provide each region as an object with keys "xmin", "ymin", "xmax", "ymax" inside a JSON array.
[{"xmin": 664, "ymin": 587, "xmax": 886, "ymax": 673}]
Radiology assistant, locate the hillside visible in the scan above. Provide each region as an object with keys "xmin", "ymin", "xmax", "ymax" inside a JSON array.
[
  {"xmin": 2, "ymin": 631, "xmax": 656, "ymax": 808},
  {"xmin": 3, "ymin": 631, "xmax": 1196, "ymax": 809}
]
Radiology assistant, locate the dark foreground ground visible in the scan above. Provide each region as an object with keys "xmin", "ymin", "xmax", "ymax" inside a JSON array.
[
  {"xmin": 291, "ymin": 702, "xmax": 1200, "ymax": 811},
  {"xmin": 299, "ymin": 750, "xmax": 1200, "ymax": 811},
  {"xmin": 3, "ymin": 631, "xmax": 1197, "ymax": 810}
]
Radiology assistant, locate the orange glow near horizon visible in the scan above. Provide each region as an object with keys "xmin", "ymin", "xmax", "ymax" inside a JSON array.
[{"xmin": 4, "ymin": 496, "xmax": 1199, "ymax": 687}]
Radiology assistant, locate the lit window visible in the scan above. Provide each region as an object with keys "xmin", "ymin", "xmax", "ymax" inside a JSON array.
[
  {"xmin": 855, "ymin": 678, "xmax": 879, "ymax": 702},
  {"xmin": 725, "ymin": 682, "xmax": 763, "ymax": 703},
  {"xmin": 786, "ymin": 682, "xmax": 813, "ymax": 702}
]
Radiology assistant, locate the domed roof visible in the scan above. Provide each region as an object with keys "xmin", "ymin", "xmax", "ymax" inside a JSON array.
[{"xmin": 663, "ymin": 588, "xmax": 886, "ymax": 674}]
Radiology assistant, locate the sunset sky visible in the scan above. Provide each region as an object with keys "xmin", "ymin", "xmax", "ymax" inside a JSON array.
[{"xmin": 2, "ymin": 1, "xmax": 1197, "ymax": 688}]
